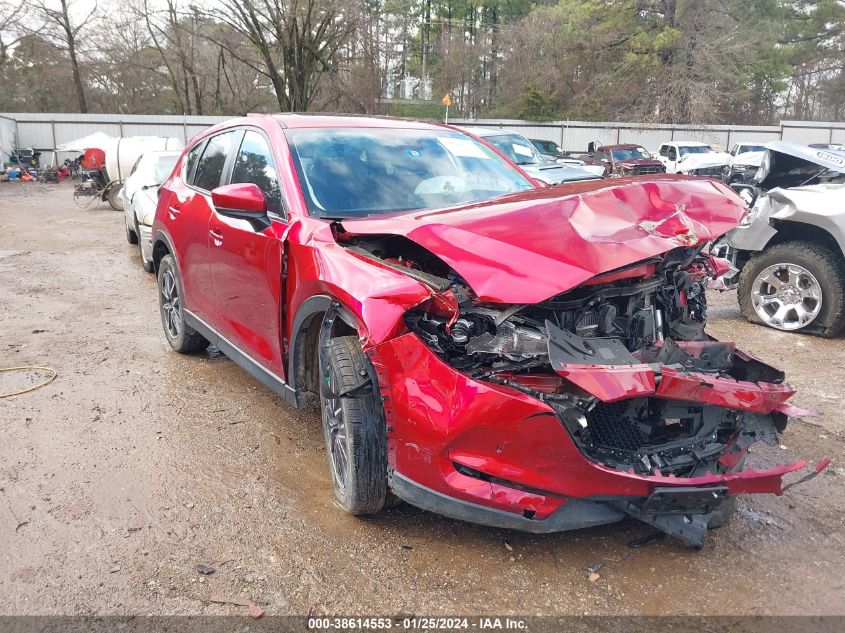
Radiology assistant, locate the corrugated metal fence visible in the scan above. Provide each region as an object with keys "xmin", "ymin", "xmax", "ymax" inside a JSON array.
[
  {"xmin": 2, "ymin": 112, "xmax": 843, "ymax": 165},
  {"xmin": 453, "ymin": 119, "xmax": 845, "ymax": 152}
]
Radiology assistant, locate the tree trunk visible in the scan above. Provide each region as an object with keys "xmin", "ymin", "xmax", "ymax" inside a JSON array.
[{"xmin": 60, "ymin": 0, "xmax": 87, "ymax": 112}]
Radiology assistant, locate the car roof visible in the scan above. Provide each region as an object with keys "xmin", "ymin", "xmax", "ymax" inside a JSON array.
[
  {"xmin": 599, "ymin": 144, "xmax": 644, "ymax": 150},
  {"xmin": 270, "ymin": 113, "xmax": 446, "ymax": 130},
  {"xmin": 460, "ymin": 126, "xmax": 525, "ymax": 138}
]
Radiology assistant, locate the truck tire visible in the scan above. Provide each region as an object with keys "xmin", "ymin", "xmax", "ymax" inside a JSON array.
[
  {"xmin": 319, "ymin": 336, "xmax": 390, "ymax": 515},
  {"xmin": 738, "ymin": 241, "xmax": 845, "ymax": 337}
]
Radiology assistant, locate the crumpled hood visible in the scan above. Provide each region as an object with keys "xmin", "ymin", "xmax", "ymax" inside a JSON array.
[
  {"xmin": 678, "ymin": 152, "xmax": 731, "ymax": 170},
  {"xmin": 732, "ymin": 151, "xmax": 764, "ymax": 167},
  {"xmin": 341, "ymin": 176, "xmax": 746, "ymax": 304}
]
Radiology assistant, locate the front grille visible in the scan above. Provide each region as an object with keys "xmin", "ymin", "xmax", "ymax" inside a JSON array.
[
  {"xmin": 633, "ymin": 164, "xmax": 663, "ymax": 175},
  {"xmin": 693, "ymin": 166, "xmax": 724, "ymax": 177},
  {"xmin": 584, "ymin": 401, "xmax": 645, "ymax": 451}
]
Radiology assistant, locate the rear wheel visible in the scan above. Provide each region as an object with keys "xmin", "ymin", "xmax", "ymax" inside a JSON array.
[
  {"xmin": 738, "ymin": 241, "xmax": 845, "ymax": 337},
  {"xmin": 108, "ymin": 184, "xmax": 124, "ymax": 211},
  {"xmin": 157, "ymin": 254, "xmax": 209, "ymax": 353},
  {"xmin": 136, "ymin": 219, "xmax": 155, "ymax": 273},
  {"xmin": 319, "ymin": 336, "xmax": 390, "ymax": 515}
]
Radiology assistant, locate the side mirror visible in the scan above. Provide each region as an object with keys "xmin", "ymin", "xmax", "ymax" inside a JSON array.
[{"xmin": 211, "ymin": 183, "xmax": 269, "ymax": 231}]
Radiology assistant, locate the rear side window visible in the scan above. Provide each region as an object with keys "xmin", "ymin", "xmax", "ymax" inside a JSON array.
[
  {"xmin": 231, "ymin": 130, "xmax": 283, "ymax": 215},
  {"xmin": 194, "ymin": 132, "xmax": 234, "ymax": 191},
  {"xmin": 184, "ymin": 143, "xmax": 203, "ymax": 184}
]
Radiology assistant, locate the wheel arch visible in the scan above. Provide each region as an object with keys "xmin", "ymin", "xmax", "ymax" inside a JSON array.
[
  {"xmin": 288, "ymin": 295, "xmax": 359, "ymax": 408},
  {"xmin": 152, "ymin": 230, "xmax": 177, "ymax": 275}
]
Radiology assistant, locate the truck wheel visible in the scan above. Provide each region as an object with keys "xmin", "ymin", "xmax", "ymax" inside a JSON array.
[
  {"xmin": 157, "ymin": 254, "xmax": 210, "ymax": 353},
  {"xmin": 319, "ymin": 336, "xmax": 389, "ymax": 515},
  {"xmin": 108, "ymin": 184, "xmax": 124, "ymax": 211},
  {"xmin": 738, "ymin": 241, "xmax": 845, "ymax": 337}
]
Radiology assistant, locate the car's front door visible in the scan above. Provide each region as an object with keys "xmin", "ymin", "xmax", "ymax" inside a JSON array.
[{"xmin": 208, "ymin": 128, "xmax": 289, "ymax": 379}]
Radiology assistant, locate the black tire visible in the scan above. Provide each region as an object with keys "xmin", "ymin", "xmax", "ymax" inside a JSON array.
[
  {"xmin": 125, "ymin": 214, "xmax": 138, "ymax": 244},
  {"xmin": 319, "ymin": 336, "xmax": 390, "ymax": 515},
  {"xmin": 157, "ymin": 254, "xmax": 210, "ymax": 353},
  {"xmin": 108, "ymin": 184, "xmax": 124, "ymax": 211},
  {"xmin": 136, "ymin": 219, "xmax": 155, "ymax": 273},
  {"xmin": 738, "ymin": 241, "xmax": 845, "ymax": 337}
]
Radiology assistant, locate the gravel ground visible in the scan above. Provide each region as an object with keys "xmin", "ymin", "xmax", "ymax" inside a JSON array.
[{"xmin": 1, "ymin": 182, "xmax": 844, "ymax": 617}]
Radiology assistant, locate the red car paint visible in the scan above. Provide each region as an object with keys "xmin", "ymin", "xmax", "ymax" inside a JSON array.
[{"xmin": 152, "ymin": 115, "xmax": 827, "ymax": 545}]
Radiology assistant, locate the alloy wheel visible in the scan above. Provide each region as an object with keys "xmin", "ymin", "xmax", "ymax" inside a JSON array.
[
  {"xmin": 322, "ymin": 376, "xmax": 349, "ymax": 492},
  {"xmin": 160, "ymin": 269, "xmax": 181, "ymax": 339},
  {"xmin": 751, "ymin": 263, "xmax": 822, "ymax": 330}
]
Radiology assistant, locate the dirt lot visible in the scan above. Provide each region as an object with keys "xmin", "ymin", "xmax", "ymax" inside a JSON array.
[{"xmin": 1, "ymin": 182, "xmax": 844, "ymax": 617}]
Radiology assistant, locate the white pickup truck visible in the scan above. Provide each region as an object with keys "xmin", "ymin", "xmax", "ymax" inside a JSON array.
[{"xmin": 656, "ymin": 141, "xmax": 731, "ymax": 178}]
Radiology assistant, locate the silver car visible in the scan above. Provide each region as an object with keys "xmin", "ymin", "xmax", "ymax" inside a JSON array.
[
  {"xmin": 121, "ymin": 151, "xmax": 180, "ymax": 272},
  {"xmin": 461, "ymin": 127, "xmax": 604, "ymax": 184},
  {"xmin": 713, "ymin": 141, "xmax": 845, "ymax": 335}
]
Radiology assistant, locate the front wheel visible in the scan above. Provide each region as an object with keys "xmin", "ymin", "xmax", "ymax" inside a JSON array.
[
  {"xmin": 319, "ymin": 336, "xmax": 390, "ymax": 515},
  {"xmin": 738, "ymin": 241, "xmax": 845, "ymax": 337}
]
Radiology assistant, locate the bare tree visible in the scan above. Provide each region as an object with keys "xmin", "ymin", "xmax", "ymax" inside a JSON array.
[
  {"xmin": 0, "ymin": 0, "xmax": 28, "ymax": 62},
  {"xmin": 210, "ymin": 0, "xmax": 359, "ymax": 112},
  {"xmin": 31, "ymin": 0, "xmax": 96, "ymax": 112}
]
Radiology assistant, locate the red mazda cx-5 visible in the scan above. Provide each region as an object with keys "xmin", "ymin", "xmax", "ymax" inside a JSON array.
[{"xmin": 152, "ymin": 114, "xmax": 827, "ymax": 547}]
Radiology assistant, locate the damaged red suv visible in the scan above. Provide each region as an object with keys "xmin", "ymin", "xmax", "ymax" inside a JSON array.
[{"xmin": 152, "ymin": 115, "xmax": 827, "ymax": 548}]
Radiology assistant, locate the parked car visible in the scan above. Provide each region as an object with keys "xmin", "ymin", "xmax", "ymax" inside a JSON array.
[
  {"xmin": 151, "ymin": 115, "xmax": 825, "ymax": 547},
  {"xmin": 712, "ymin": 141, "xmax": 845, "ymax": 335},
  {"xmin": 529, "ymin": 138, "xmax": 589, "ymax": 168},
  {"xmin": 121, "ymin": 151, "xmax": 181, "ymax": 272},
  {"xmin": 463, "ymin": 127, "xmax": 605, "ymax": 182},
  {"xmin": 723, "ymin": 142, "xmax": 766, "ymax": 184},
  {"xmin": 657, "ymin": 141, "xmax": 731, "ymax": 177},
  {"xmin": 581, "ymin": 143, "xmax": 665, "ymax": 177}
]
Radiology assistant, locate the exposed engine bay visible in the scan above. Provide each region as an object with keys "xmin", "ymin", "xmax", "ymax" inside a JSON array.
[{"xmin": 341, "ymin": 232, "xmax": 790, "ymax": 479}]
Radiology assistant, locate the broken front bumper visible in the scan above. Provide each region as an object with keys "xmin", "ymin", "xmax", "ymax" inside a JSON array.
[{"xmin": 369, "ymin": 332, "xmax": 826, "ymax": 546}]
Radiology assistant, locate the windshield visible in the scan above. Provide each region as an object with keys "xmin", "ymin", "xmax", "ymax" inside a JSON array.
[
  {"xmin": 679, "ymin": 145, "xmax": 715, "ymax": 156},
  {"xmin": 611, "ymin": 147, "xmax": 649, "ymax": 161},
  {"xmin": 154, "ymin": 156, "xmax": 179, "ymax": 183},
  {"xmin": 533, "ymin": 140, "xmax": 559, "ymax": 154},
  {"xmin": 485, "ymin": 133, "xmax": 545, "ymax": 166},
  {"xmin": 738, "ymin": 145, "xmax": 765, "ymax": 154},
  {"xmin": 286, "ymin": 128, "xmax": 535, "ymax": 219}
]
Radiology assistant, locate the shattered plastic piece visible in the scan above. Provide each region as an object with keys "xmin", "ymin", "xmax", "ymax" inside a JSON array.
[{"xmin": 196, "ymin": 564, "xmax": 216, "ymax": 575}]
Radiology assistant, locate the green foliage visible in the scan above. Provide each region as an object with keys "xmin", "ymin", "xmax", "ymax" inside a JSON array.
[
  {"xmin": 517, "ymin": 84, "xmax": 556, "ymax": 121},
  {"xmin": 387, "ymin": 100, "xmax": 448, "ymax": 121}
]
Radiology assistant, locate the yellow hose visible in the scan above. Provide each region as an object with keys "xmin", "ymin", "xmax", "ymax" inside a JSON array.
[{"xmin": 0, "ymin": 366, "xmax": 57, "ymax": 398}]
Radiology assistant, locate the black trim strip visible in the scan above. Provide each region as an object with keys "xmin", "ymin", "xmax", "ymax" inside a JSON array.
[{"xmin": 184, "ymin": 309, "xmax": 298, "ymax": 407}]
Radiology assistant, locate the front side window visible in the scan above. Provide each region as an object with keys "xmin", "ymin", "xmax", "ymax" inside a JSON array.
[
  {"xmin": 194, "ymin": 132, "xmax": 235, "ymax": 191},
  {"xmin": 286, "ymin": 128, "xmax": 535, "ymax": 219},
  {"xmin": 667, "ymin": 147, "xmax": 677, "ymax": 161},
  {"xmin": 230, "ymin": 130, "xmax": 283, "ymax": 215}
]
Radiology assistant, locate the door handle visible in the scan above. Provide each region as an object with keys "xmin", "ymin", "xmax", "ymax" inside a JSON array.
[
  {"xmin": 167, "ymin": 204, "xmax": 181, "ymax": 218},
  {"xmin": 209, "ymin": 229, "xmax": 223, "ymax": 246}
]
